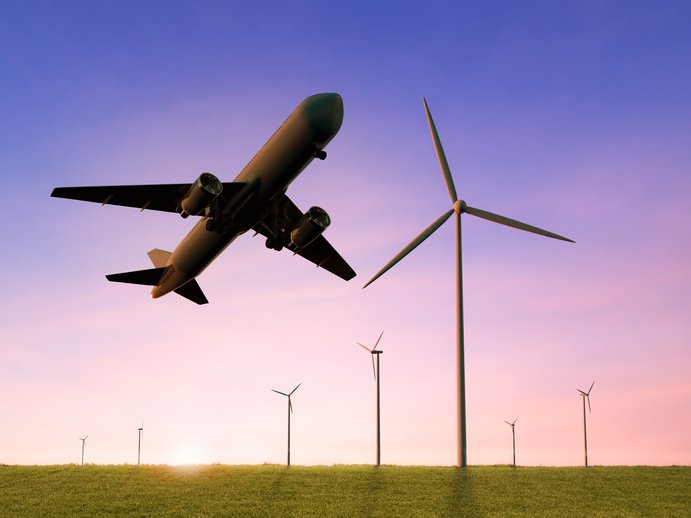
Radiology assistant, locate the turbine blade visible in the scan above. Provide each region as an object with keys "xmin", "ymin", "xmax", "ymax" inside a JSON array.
[
  {"xmin": 289, "ymin": 399, "xmax": 293, "ymax": 414},
  {"xmin": 363, "ymin": 208, "xmax": 454, "ymax": 288},
  {"xmin": 290, "ymin": 383, "xmax": 302, "ymax": 395},
  {"xmin": 504, "ymin": 421, "xmax": 511, "ymax": 426},
  {"xmin": 588, "ymin": 381, "xmax": 595, "ymax": 395},
  {"xmin": 464, "ymin": 205, "xmax": 575, "ymax": 243},
  {"xmin": 423, "ymin": 97, "xmax": 458, "ymax": 203},
  {"xmin": 357, "ymin": 342, "xmax": 372, "ymax": 352},
  {"xmin": 272, "ymin": 389, "xmax": 289, "ymax": 397},
  {"xmin": 371, "ymin": 354, "xmax": 376, "ymax": 380},
  {"xmin": 587, "ymin": 395, "xmax": 591, "ymax": 413},
  {"xmin": 373, "ymin": 331, "xmax": 384, "ymax": 351},
  {"xmin": 577, "ymin": 389, "xmax": 587, "ymax": 396},
  {"xmin": 512, "ymin": 419, "xmax": 517, "ymax": 425}
]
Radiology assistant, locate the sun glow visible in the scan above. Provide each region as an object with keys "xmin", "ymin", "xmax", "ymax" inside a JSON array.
[{"xmin": 169, "ymin": 444, "xmax": 208, "ymax": 466}]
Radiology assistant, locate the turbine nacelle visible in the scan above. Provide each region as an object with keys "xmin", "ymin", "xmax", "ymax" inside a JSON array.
[{"xmin": 454, "ymin": 199, "xmax": 466, "ymax": 214}]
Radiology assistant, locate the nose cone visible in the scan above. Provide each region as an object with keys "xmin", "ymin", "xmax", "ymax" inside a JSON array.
[{"xmin": 301, "ymin": 93, "xmax": 344, "ymax": 141}]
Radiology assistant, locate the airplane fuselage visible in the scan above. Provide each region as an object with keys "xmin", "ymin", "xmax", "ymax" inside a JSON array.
[{"xmin": 151, "ymin": 93, "xmax": 344, "ymax": 299}]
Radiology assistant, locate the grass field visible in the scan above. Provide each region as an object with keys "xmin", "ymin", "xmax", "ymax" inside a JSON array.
[{"xmin": 0, "ymin": 464, "xmax": 688, "ymax": 517}]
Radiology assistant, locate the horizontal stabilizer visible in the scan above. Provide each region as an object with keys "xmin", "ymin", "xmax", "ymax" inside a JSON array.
[
  {"xmin": 174, "ymin": 279, "xmax": 209, "ymax": 305},
  {"xmin": 106, "ymin": 267, "xmax": 167, "ymax": 286}
]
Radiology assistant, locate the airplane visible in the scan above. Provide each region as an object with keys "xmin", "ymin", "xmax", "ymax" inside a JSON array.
[{"xmin": 51, "ymin": 93, "xmax": 356, "ymax": 304}]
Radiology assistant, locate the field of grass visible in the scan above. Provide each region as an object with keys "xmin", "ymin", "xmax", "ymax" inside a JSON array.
[{"xmin": 0, "ymin": 464, "xmax": 688, "ymax": 517}]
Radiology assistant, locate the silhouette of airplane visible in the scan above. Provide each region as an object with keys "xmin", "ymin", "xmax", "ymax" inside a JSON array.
[{"xmin": 52, "ymin": 93, "xmax": 355, "ymax": 304}]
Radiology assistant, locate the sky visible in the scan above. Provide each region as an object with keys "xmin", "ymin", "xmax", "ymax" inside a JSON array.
[{"xmin": 1, "ymin": 1, "xmax": 690, "ymax": 467}]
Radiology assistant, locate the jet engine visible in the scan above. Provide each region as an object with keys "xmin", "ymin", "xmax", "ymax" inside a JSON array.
[
  {"xmin": 289, "ymin": 206, "xmax": 331, "ymax": 249},
  {"xmin": 178, "ymin": 173, "xmax": 223, "ymax": 218}
]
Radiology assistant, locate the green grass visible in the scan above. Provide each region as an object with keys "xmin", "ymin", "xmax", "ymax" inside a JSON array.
[{"xmin": 0, "ymin": 464, "xmax": 688, "ymax": 517}]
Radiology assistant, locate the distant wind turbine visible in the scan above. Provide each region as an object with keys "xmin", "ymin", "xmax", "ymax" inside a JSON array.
[
  {"xmin": 357, "ymin": 331, "xmax": 384, "ymax": 466},
  {"xmin": 79, "ymin": 435, "xmax": 88, "ymax": 466},
  {"xmin": 504, "ymin": 419, "xmax": 517, "ymax": 467},
  {"xmin": 578, "ymin": 381, "xmax": 595, "ymax": 466},
  {"xmin": 363, "ymin": 97, "xmax": 574, "ymax": 467},
  {"xmin": 137, "ymin": 423, "xmax": 144, "ymax": 466},
  {"xmin": 272, "ymin": 383, "xmax": 301, "ymax": 466}
]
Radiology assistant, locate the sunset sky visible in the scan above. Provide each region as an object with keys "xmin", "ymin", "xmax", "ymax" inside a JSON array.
[{"xmin": 1, "ymin": 1, "xmax": 689, "ymax": 466}]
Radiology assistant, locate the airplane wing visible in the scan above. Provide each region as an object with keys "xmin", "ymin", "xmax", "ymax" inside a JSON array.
[
  {"xmin": 253, "ymin": 195, "xmax": 356, "ymax": 281},
  {"xmin": 51, "ymin": 183, "xmax": 245, "ymax": 213}
]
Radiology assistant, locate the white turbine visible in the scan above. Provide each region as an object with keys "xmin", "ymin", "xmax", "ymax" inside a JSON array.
[
  {"xmin": 357, "ymin": 330, "xmax": 384, "ymax": 465},
  {"xmin": 78, "ymin": 435, "xmax": 88, "ymax": 466},
  {"xmin": 272, "ymin": 383, "xmax": 301, "ymax": 466},
  {"xmin": 137, "ymin": 422, "xmax": 144, "ymax": 466},
  {"xmin": 578, "ymin": 381, "xmax": 595, "ymax": 466},
  {"xmin": 504, "ymin": 419, "xmax": 517, "ymax": 467},
  {"xmin": 364, "ymin": 98, "xmax": 574, "ymax": 467}
]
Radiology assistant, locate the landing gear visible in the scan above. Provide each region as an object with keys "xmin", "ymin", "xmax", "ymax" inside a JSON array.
[
  {"xmin": 205, "ymin": 214, "xmax": 225, "ymax": 233},
  {"xmin": 204, "ymin": 201, "xmax": 224, "ymax": 233},
  {"xmin": 315, "ymin": 150, "xmax": 327, "ymax": 160},
  {"xmin": 265, "ymin": 237, "xmax": 284, "ymax": 251}
]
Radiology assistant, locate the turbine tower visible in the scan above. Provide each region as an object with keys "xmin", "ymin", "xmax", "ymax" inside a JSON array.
[
  {"xmin": 137, "ymin": 423, "xmax": 144, "ymax": 466},
  {"xmin": 272, "ymin": 383, "xmax": 301, "ymax": 466},
  {"xmin": 357, "ymin": 331, "xmax": 384, "ymax": 466},
  {"xmin": 78, "ymin": 435, "xmax": 88, "ymax": 466},
  {"xmin": 578, "ymin": 381, "xmax": 595, "ymax": 466},
  {"xmin": 364, "ymin": 98, "xmax": 574, "ymax": 467},
  {"xmin": 504, "ymin": 419, "xmax": 517, "ymax": 467}
]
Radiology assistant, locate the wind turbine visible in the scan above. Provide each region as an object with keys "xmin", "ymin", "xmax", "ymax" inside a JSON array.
[
  {"xmin": 137, "ymin": 423, "xmax": 144, "ymax": 466},
  {"xmin": 272, "ymin": 383, "xmax": 301, "ymax": 466},
  {"xmin": 364, "ymin": 98, "xmax": 574, "ymax": 467},
  {"xmin": 504, "ymin": 419, "xmax": 517, "ymax": 467},
  {"xmin": 578, "ymin": 381, "xmax": 595, "ymax": 466},
  {"xmin": 357, "ymin": 331, "xmax": 384, "ymax": 466},
  {"xmin": 78, "ymin": 435, "xmax": 88, "ymax": 466}
]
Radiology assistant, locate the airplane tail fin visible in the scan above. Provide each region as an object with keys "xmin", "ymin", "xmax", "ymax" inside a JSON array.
[
  {"xmin": 106, "ymin": 267, "xmax": 167, "ymax": 286},
  {"xmin": 174, "ymin": 279, "xmax": 209, "ymax": 305},
  {"xmin": 147, "ymin": 248, "xmax": 172, "ymax": 268},
  {"xmin": 108, "ymin": 249, "xmax": 208, "ymax": 304}
]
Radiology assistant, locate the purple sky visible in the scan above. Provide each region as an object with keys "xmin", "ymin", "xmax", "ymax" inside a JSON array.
[{"xmin": 1, "ymin": 1, "xmax": 690, "ymax": 466}]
